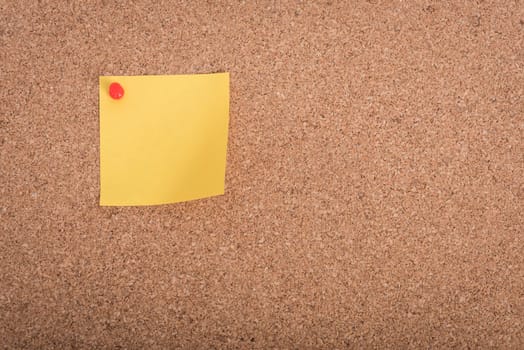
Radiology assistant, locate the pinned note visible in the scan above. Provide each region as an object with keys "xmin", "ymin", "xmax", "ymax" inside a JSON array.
[{"xmin": 99, "ymin": 73, "xmax": 230, "ymax": 206}]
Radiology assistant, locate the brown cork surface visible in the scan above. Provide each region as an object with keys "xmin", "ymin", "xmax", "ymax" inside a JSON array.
[{"xmin": 1, "ymin": 1, "xmax": 523, "ymax": 348}]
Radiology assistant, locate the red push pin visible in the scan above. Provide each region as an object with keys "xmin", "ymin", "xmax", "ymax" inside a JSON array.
[{"xmin": 109, "ymin": 82, "xmax": 124, "ymax": 100}]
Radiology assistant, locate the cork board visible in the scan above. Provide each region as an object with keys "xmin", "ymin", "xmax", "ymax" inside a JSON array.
[{"xmin": 1, "ymin": 1, "xmax": 523, "ymax": 348}]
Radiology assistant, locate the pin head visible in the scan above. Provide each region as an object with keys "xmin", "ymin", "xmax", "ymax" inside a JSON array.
[{"xmin": 109, "ymin": 82, "xmax": 124, "ymax": 100}]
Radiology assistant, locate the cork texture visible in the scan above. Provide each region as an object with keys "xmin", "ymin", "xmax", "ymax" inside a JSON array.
[{"xmin": 1, "ymin": 1, "xmax": 523, "ymax": 348}]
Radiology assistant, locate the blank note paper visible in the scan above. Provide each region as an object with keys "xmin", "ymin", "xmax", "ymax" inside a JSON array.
[{"xmin": 99, "ymin": 73, "xmax": 230, "ymax": 206}]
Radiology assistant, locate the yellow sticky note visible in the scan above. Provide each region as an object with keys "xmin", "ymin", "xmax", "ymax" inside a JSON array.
[{"xmin": 99, "ymin": 73, "xmax": 230, "ymax": 206}]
